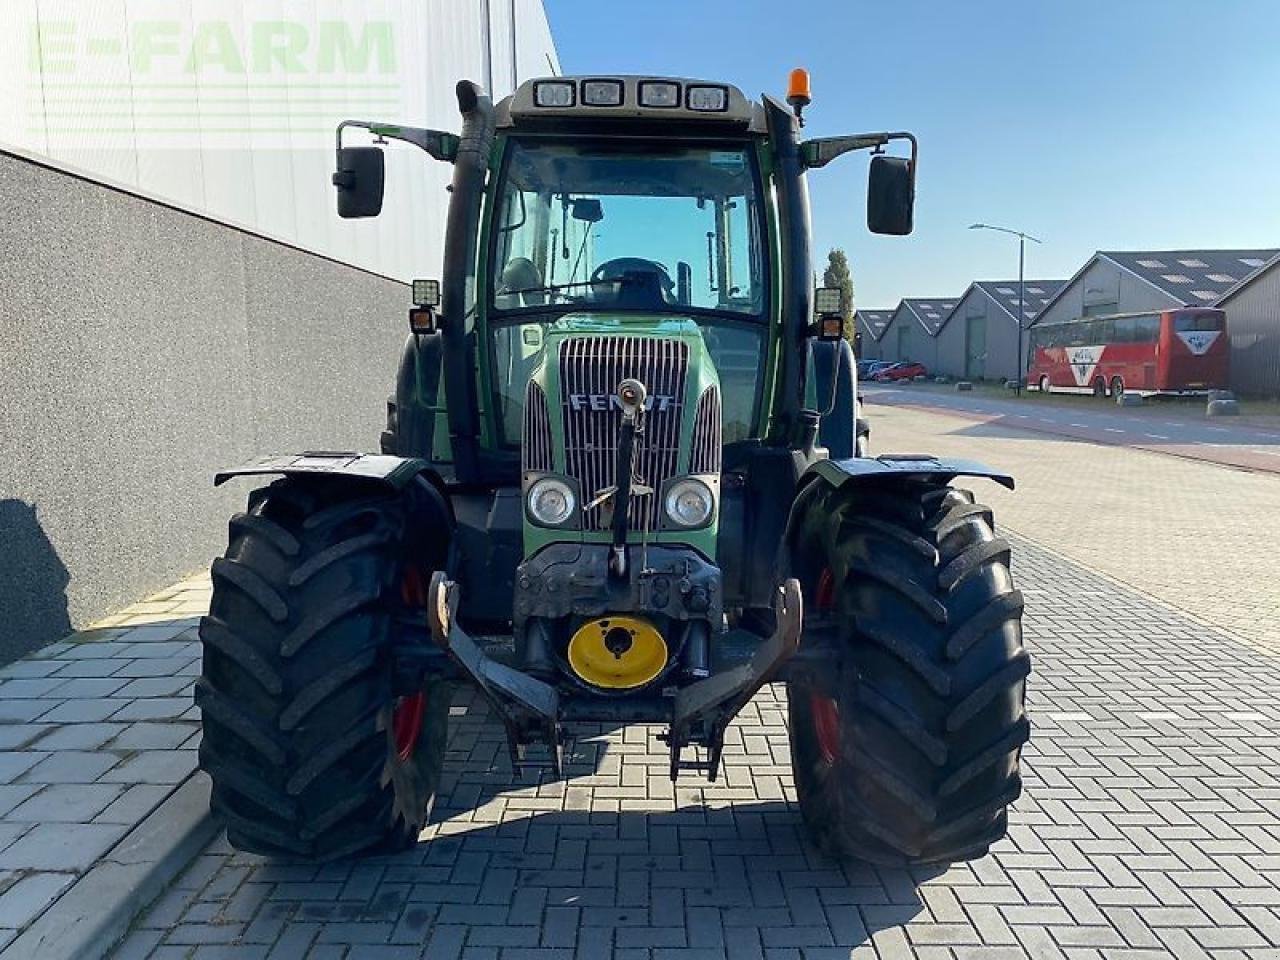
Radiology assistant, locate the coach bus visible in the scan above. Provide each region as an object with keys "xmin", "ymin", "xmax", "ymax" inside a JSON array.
[{"xmin": 1027, "ymin": 308, "xmax": 1228, "ymax": 398}]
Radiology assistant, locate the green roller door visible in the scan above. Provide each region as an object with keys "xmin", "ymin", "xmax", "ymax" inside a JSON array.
[{"xmin": 965, "ymin": 314, "xmax": 986, "ymax": 379}]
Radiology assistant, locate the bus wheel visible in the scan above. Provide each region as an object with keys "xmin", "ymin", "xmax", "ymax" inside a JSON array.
[
  {"xmin": 1110, "ymin": 377, "xmax": 1125, "ymax": 398},
  {"xmin": 1038, "ymin": 376, "xmax": 1050, "ymax": 394},
  {"xmin": 1092, "ymin": 378, "xmax": 1106, "ymax": 399}
]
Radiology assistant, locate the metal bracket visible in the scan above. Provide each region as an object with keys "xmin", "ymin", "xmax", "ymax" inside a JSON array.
[
  {"xmin": 661, "ymin": 579, "xmax": 803, "ymax": 782},
  {"xmin": 427, "ymin": 573, "xmax": 564, "ymax": 777}
]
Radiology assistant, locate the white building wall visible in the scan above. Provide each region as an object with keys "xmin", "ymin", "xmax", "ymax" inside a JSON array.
[{"xmin": 0, "ymin": 0, "xmax": 559, "ymax": 282}]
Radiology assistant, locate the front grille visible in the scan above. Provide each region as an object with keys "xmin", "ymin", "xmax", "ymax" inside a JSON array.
[
  {"xmin": 522, "ymin": 382, "xmax": 553, "ymax": 473},
  {"xmin": 559, "ymin": 336, "xmax": 689, "ymax": 532},
  {"xmin": 689, "ymin": 387, "xmax": 722, "ymax": 475}
]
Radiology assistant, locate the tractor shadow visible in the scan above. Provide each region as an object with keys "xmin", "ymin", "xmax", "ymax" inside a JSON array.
[
  {"xmin": 0, "ymin": 499, "xmax": 73, "ymax": 664},
  {"xmin": 210, "ymin": 683, "xmax": 937, "ymax": 953}
]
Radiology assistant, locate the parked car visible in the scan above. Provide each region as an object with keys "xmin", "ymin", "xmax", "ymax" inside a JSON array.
[
  {"xmin": 871, "ymin": 361, "xmax": 928, "ymax": 382},
  {"xmin": 857, "ymin": 359, "xmax": 893, "ymax": 378}
]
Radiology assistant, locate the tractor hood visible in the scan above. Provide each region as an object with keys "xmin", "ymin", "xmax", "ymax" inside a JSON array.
[{"xmin": 522, "ymin": 313, "xmax": 723, "ymax": 559}]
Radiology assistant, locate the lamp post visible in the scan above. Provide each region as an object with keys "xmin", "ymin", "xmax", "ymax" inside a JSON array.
[{"xmin": 968, "ymin": 223, "xmax": 1042, "ymax": 397}]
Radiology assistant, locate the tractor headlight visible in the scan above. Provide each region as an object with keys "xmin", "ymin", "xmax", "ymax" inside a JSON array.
[
  {"xmin": 665, "ymin": 478, "xmax": 714, "ymax": 528},
  {"xmin": 528, "ymin": 478, "xmax": 575, "ymax": 526}
]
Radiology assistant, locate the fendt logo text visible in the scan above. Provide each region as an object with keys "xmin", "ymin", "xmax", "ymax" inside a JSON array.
[{"xmin": 568, "ymin": 394, "xmax": 679, "ymax": 413}]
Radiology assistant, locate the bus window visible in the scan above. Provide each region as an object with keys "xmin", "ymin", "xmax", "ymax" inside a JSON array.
[
  {"xmin": 1135, "ymin": 314, "xmax": 1160, "ymax": 341},
  {"xmin": 1174, "ymin": 312, "xmax": 1224, "ymax": 332}
]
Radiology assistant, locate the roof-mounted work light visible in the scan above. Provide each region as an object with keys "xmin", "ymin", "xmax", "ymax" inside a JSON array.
[
  {"xmin": 639, "ymin": 81, "xmax": 680, "ymax": 108},
  {"xmin": 534, "ymin": 81, "xmax": 575, "ymax": 108},
  {"xmin": 582, "ymin": 79, "xmax": 624, "ymax": 106}
]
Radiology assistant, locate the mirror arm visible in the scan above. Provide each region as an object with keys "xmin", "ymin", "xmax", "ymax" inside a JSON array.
[
  {"xmin": 802, "ymin": 131, "xmax": 917, "ymax": 172},
  {"xmin": 337, "ymin": 120, "xmax": 461, "ymax": 164}
]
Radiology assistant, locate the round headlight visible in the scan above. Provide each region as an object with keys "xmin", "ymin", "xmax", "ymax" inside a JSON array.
[
  {"xmin": 528, "ymin": 478, "xmax": 575, "ymax": 526},
  {"xmin": 665, "ymin": 478, "xmax": 714, "ymax": 528}
]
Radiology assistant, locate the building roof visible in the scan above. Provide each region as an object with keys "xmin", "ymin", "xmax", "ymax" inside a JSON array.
[
  {"xmin": 1035, "ymin": 249, "xmax": 1280, "ymax": 322},
  {"xmin": 1100, "ymin": 249, "xmax": 1278, "ymax": 304},
  {"xmin": 898, "ymin": 298, "xmax": 959, "ymax": 336},
  {"xmin": 1216, "ymin": 250, "xmax": 1280, "ymax": 305},
  {"xmin": 855, "ymin": 309, "xmax": 895, "ymax": 341},
  {"xmin": 971, "ymin": 279, "xmax": 1068, "ymax": 325}
]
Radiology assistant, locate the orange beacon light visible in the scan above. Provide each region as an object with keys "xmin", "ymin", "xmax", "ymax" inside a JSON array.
[{"xmin": 787, "ymin": 68, "xmax": 811, "ymax": 124}]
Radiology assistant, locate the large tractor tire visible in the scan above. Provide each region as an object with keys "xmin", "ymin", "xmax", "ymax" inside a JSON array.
[
  {"xmin": 786, "ymin": 476, "xmax": 1028, "ymax": 864},
  {"xmin": 197, "ymin": 476, "xmax": 452, "ymax": 860}
]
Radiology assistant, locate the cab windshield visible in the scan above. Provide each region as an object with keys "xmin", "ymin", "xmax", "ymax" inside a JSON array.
[
  {"xmin": 487, "ymin": 138, "xmax": 771, "ymax": 448},
  {"xmin": 489, "ymin": 139, "xmax": 768, "ymax": 318}
]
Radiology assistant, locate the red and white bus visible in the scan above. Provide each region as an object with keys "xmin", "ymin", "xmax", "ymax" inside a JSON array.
[{"xmin": 1027, "ymin": 308, "xmax": 1229, "ymax": 398}]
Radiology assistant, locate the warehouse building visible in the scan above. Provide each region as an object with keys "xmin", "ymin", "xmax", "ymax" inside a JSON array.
[
  {"xmin": 1216, "ymin": 252, "xmax": 1280, "ymax": 398},
  {"xmin": 1, "ymin": 1, "xmax": 559, "ymax": 661},
  {"xmin": 878, "ymin": 298, "xmax": 959, "ymax": 371},
  {"xmin": 934, "ymin": 280, "xmax": 1066, "ymax": 381},
  {"xmin": 855, "ymin": 309, "xmax": 894, "ymax": 360},
  {"xmin": 1032, "ymin": 249, "xmax": 1278, "ymax": 394}
]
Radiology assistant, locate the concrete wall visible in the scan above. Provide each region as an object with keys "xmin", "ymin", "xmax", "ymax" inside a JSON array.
[
  {"xmin": 1221, "ymin": 261, "xmax": 1280, "ymax": 398},
  {"xmin": 0, "ymin": 150, "xmax": 408, "ymax": 663}
]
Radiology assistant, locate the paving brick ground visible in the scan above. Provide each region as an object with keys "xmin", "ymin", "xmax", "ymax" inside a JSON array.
[
  {"xmin": 0, "ymin": 575, "xmax": 208, "ymax": 951},
  {"xmin": 113, "ymin": 529, "xmax": 1280, "ymax": 960}
]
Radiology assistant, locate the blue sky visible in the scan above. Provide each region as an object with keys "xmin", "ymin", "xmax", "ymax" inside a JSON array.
[{"xmin": 542, "ymin": 0, "xmax": 1280, "ymax": 307}]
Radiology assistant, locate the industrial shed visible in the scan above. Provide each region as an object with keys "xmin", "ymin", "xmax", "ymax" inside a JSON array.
[
  {"xmin": 878, "ymin": 298, "xmax": 958, "ymax": 371},
  {"xmin": 854, "ymin": 309, "xmax": 894, "ymax": 360},
  {"xmin": 1216, "ymin": 252, "xmax": 1280, "ymax": 398},
  {"xmin": 934, "ymin": 279, "xmax": 1066, "ymax": 381},
  {"xmin": 1032, "ymin": 250, "xmax": 1278, "ymax": 389}
]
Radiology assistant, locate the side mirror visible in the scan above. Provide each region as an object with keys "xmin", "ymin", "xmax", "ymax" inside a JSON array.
[
  {"xmin": 867, "ymin": 154, "xmax": 914, "ymax": 236},
  {"xmin": 333, "ymin": 146, "xmax": 385, "ymax": 219}
]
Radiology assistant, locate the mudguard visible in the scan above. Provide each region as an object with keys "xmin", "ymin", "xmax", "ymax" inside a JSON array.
[
  {"xmin": 213, "ymin": 452, "xmax": 433, "ymax": 490},
  {"xmin": 804, "ymin": 453, "xmax": 1015, "ymax": 491}
]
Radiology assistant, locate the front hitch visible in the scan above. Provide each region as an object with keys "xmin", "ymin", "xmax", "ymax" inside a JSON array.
[
  {"xmin": 661, "ymin": 578, "xmax": 803, "ymax": 781},
  {"xmin": 427, "ymin": 572, "xmax": 564, "ymax": 776}
]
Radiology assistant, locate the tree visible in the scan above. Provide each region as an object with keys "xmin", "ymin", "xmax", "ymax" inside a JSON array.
[{"xmin": 822, "ymin": 248, "xmax": 855, "ymax": 342}]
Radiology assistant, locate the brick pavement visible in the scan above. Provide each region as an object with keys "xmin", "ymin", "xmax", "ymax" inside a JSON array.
[
  {"xmin": 114, "ymin": 534, "xmax": 1280, "ymax": 959},
  {"xmin": 0, "ymin": 574, "xmax": 208, "ymax": 950}
]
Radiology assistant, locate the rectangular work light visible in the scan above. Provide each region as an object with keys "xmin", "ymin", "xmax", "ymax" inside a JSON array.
[
  {"xmin": 412, "ymin": 279, "xmax": 441, "ymax": 307},
  {"xmin": 534, "ymin": 81, "xmax": 575, "ymax": 107},
  {"xmin": 814, "ymin": 286, "xmax": 844, "ymax": 316},
  {"xmin": 686, "ymin": 85, "xmax": 728, "ymax": 112},
  {"xmin": 639, "ymin": 81, "xmax": 680, "ymax": 108},
  {"xmin": 582, "ymin": 79, "xmax": 623, "ymax": 106}
]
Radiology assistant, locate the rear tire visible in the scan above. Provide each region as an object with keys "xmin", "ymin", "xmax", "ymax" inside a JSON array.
[
  {"xmin": 1038, "ymin": 375, "xmax": 1050, "ymax": 394},
  {"xmin": 787, "ymin": 477, "xmax": 1029, "ymax": 864},
  {"xmin": 198, "ymin": 476, "xmax": 452, "ymax": 860},
  {"xmin": 1110, "ymin": 376, "xmax": 1125, "ymax": 399},
  {"xmin": 1092, "ymin": 378, "xmax": 1106, "ymax": 399}
]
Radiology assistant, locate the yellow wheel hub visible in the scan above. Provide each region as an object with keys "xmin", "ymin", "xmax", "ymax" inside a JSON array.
[{"xmin": 567, "ymin": 616, "xmax": 668, "ymax": 690}]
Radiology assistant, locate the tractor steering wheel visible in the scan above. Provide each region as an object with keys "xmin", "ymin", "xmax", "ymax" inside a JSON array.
[{"xmin": 590, "ymin": 258, "xmax": 676, "ymax": 300}]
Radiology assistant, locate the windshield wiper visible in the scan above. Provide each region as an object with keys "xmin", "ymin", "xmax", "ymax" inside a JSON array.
[{"xmin": 499, "ymin": 279, "xmax": 607, "ymax": 299}]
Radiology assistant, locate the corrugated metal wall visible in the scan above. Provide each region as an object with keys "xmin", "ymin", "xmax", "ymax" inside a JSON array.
[
  {"xmin": 0, "ymin": 0, "xmax": 558, "ymax": 283},
  {"xmin": 1222, "ymin": 264, "xmax": 1280, "ymax": 398}
]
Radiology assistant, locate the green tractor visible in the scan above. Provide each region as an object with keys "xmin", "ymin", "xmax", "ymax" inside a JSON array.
[{"xmin": 197, "ymin": 72, "xmax": 1029, "ymax": 865}]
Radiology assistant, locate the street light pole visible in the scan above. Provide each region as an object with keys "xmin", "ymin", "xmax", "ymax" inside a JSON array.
[{"xmin": 968, "ymin": 223, "xmax": 1042, "ymax": 397}]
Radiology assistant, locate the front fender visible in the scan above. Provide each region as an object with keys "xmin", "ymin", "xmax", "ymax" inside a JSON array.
[
  {"xmin": 803, "ymin": 454, "xmax": 1015, "ymax": 492},
  {"xmin": 213, "ymin": 452, "xmax": 433, "ymax": 490}
]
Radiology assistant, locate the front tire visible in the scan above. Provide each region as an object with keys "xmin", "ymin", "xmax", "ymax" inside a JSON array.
[
  {"xmin": 787, "ymin": 477, "xmax": 1029, "ymax": 864},
  {"xmin": 197, "ymin": 477, "xmax": 451, "ymax": 860}
]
